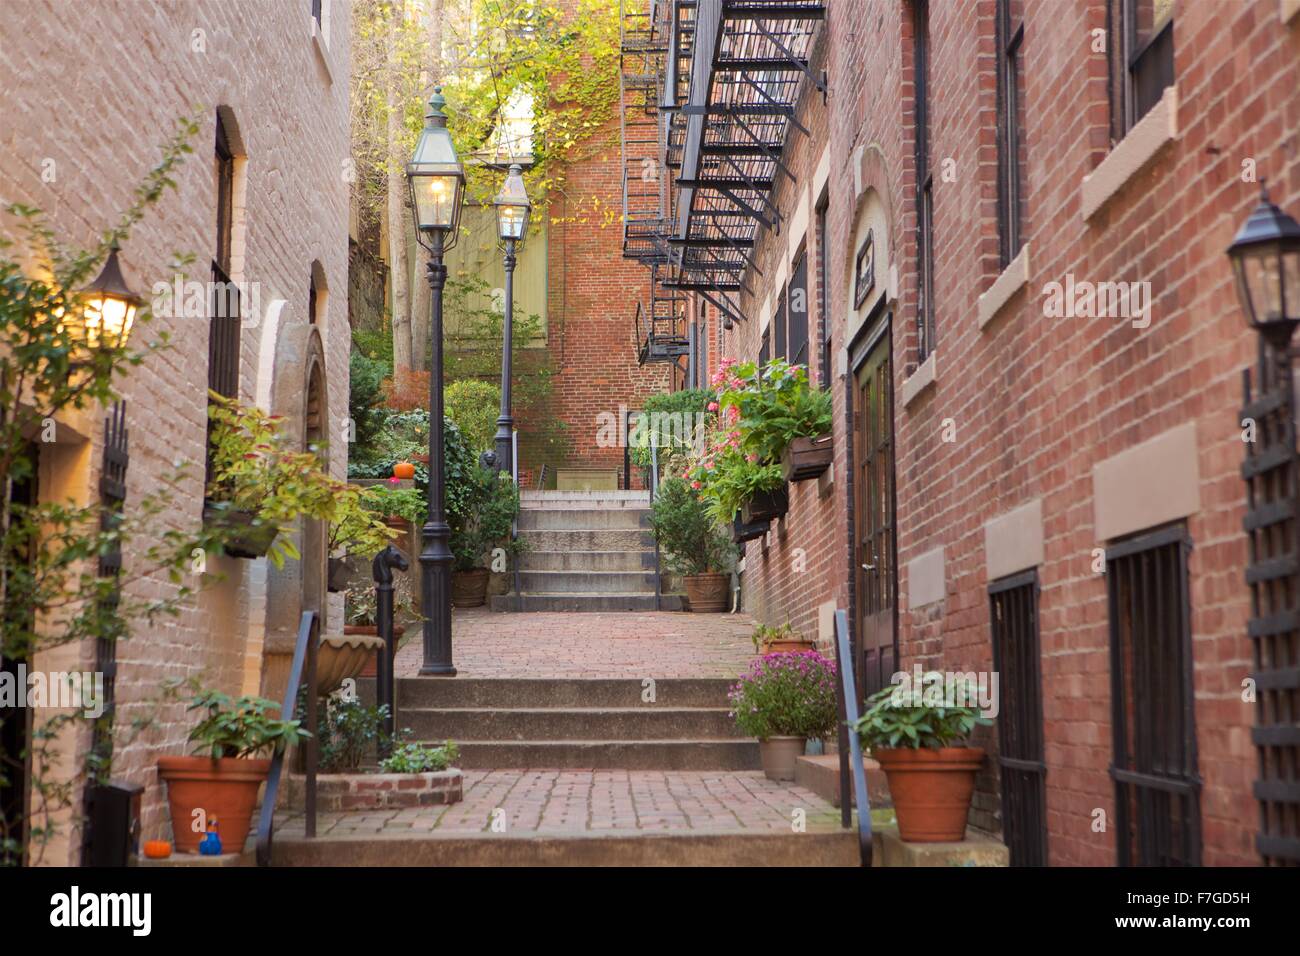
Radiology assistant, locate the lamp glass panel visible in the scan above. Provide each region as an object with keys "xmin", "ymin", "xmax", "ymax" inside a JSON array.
[
  {"xmin": 413, "ymin": 173, "xmax": 460, "ymax": 230},
  {"xmin": 498, "ymin": 204, "xmax": 526, "ymax": 240},
  {"xmin": 1245, "ymin": 248, "xmax": 1284, "ymax": 323},
  {"xmin": 1283, "ymin": 246, "xmax": 1300, "ymax": 321}
]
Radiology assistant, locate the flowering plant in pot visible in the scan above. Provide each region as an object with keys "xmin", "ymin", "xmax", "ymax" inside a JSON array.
[
  {"xmin": 853, "ymin": 682, "xmax": 993, "ymax": 842},
  {"xmin": 728, "ymin": 651, "xmax": 838, "ymax": 780},
  {"xmin": 157, "ymin": 689, "xmax": 308, "ymax": 854},
  {"xmin": 750, "ymin": 622, "xmax": 815, "ymax": 654},
  {"xmin": 649, "ymin": 477, "xmax": 736, "ymax": 611}
]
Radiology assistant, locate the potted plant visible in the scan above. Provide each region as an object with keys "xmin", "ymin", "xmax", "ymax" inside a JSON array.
[
  {"xmin": 450, "ymin": 467, "xmax": 520, "ymax": 607},
  {"xmin": 649, "ymin": 477, "xmax": 735, "ymax": 612},
  {"xmin": 157, "ymin": 689, "xmax": 309, "ymax": 854},
  {"xmin": 327, "ymin": 485, "xmax": 398, "ymax": 592},
  {"xmin": 728, "ymin": 651, "xmax": 839, "ymax": 780},
  {"xmin": 206, "ymin": 393, "xmax": 363, "ymax": 566},
  {"xmin": 854, "ymin": 683, "xmax": 992, "ymax": 842},
  {"xmin": 750, "ymin": 622, "xmax": 815, "ymax": 654}
]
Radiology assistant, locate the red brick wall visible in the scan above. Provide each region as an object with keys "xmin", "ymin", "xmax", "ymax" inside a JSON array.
[{"xmin": 706, "ymin": 0, "xmax": 1298, "ymax": 864}]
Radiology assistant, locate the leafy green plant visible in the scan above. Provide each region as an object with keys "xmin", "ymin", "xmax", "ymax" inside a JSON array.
[
  {"xmin": 344, "ymin": 587, "xmax": 378, "ymax": 628},
  {"xmin": 362, "ymin": 483, "xmax": 426, "ymax": 525},
  {"xmin": 750, "ymin": 622, "xmax": 804, "ymax": 653},
  {"xmin": 184, "ymin": 690, "xmax": 309, "ymax": 760},
  {"xmin": 328, "ymin": 483, "xmax": 398, "ymax": 558},
  {"xmin": 853, "ymin": 685, "xmax": 993, "ymax": 751},
  {"xmin": 716, "ymin": 358, "xmax": 833, "ymax": 464},
  {"xmin": 349, "ymin": 349, "xmax": 390, "ymax": 452},
  {"xmin": 378, "ymin": 740, "xmax": 460, "ymax": 774},
  {"xmin": 450, "ymin": 468, "xmax": 521, "ymax": 572},
  {"xmin": 650, "ymin": 477, "xmax": 735, "ymax": 576},
  {"xmin": 446, "ymin": 378, "xmax": 501, "ymax": 454},
  {"xmin": 630, "ymin": 388, "xmax": 714, "ymax": 468},
  {"xmin": 318, "ymin": 698, "xmax": 391, "ymax": 773},
  {"xmin": 727, "ymin": 651, "xmax": 839, "ymax": 740},
  {"xmin": 680, "ymin": 425, "xmax": 785, "ymax": 525}
]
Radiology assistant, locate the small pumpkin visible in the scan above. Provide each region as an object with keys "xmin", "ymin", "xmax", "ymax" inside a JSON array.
[
  {"xmin": 392, "ymin": 461, "xmax": 416, "ymax": 480},
  {"xmin": 142, "ymin": 840, "xmax": 172, "ymax": 859}
]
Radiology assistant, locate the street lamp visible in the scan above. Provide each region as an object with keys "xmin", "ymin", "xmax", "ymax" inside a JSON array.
[
  {"xmin": 74, "ymin": 243, "xmax": 141, "ymax": 351},
  {"xmin": 406, "ymin": 87, "xmax": 464, "ymax": 677},
  {"xmin": 1227, "ymin": 186, "xmax": 1300, "ymax": 350},
  {"xmin": 489, "ymin": 163, "xmax": 531, "ymax": 475}
]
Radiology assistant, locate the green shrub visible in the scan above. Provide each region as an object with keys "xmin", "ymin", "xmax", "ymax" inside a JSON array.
[
  {"xmin": 727, "ymin": 651, "xmax": 839, "ymax": 740},
  {"xmin": 318, "ymin": 698, "xmax": 390, "ymax": 773},
  {"xmin": 630, "ymin": 388, "xmax": 713, "ymax": 468},
  {"xmin": 650, "ymin": 477, "xmax": 735, "ymax": 576},
  {"xmin": 185, "ymin": 689, "xmax": 309, "ymax": 759},
  {"xmin": 349, "ymin": 350, "xmax": 390, "ymax": 452},
  {"xmin": 446, "ymin": 378, "xmax": 501, "ymax": 453},
  {"xmin": 853, "ymin": 685, "xmax": 992, "ymax": 750},
  {"xmin": 379, "ymin": 740, "xmax": 459, "ymax": 773}
]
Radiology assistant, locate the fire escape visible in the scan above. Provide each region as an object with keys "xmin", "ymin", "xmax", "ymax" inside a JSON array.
[{"xmin": 621, "ymin": 1, "xmax": 826, "ymax": 365}]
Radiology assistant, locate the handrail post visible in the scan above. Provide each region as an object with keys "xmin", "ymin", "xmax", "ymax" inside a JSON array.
[
  {"xmin": 833, "ymin": 608, "xmax": 873, "ymax": 867},
  {"xmin": 650, "ymin": 440, "xmax": 661, "ymax": 610},
  {"xmin": 305, "ymin": 613, "xmax": 319, "ymax": 839},
  {"xmin": 373, "ymin": 544, "xmax": 410, "ymax": 755}
]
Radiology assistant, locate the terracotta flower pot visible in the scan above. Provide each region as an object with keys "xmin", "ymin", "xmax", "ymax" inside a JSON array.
[
  {"xmin": 451, "ymin": 568, "xmax": 490, "ymax": 607},
  {"xmin": 759, "ymin": 736, "xmax": 805, "ymax": 781},
  {"xmin": 761, "ymin": 638, "xmax": 816, "ymax": 654},
  {"xmin": 873, "ymin": 746, "xmax": 985, "ymax": 842},
  {"xmin": 157, "ymin": 755, "xmax": 272, "ymax": 854},
  {"xmin": 684, "ymin": 572, "xmax": 730, "ymax": 612}
]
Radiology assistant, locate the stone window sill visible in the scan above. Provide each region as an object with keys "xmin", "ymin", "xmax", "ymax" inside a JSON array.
[
  {"xmin": 902, "ymin": 351, "xmax": 937, "ymax": 409},
  {"xmin": 1081, "ymin": 85, "xmax": 1178, "ymax": 221},
  {"xmin": 312, "ymin": 19, "xmax": 334, "ymax": 85},
  {"xmin": 977, "ymin": 243, "xmax": 1030, "ymax": 330}
]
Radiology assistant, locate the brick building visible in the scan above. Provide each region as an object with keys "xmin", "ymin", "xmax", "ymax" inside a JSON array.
[
  {"xmin": 0, "ymin": 0, "xmax": 352, "ymax": 864},
  {"xmin": 641, "ymin": 0, "xmax": 1300, "ymax": 866}
]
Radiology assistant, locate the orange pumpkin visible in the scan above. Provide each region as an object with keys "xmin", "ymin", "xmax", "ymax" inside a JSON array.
[
  {"xmin": 392, "ymin": 461, "xmax": 416, "ymax": 480},
  {"xmin": 142, "ymin": 840, "xmax": 172, "ymax": 859}
]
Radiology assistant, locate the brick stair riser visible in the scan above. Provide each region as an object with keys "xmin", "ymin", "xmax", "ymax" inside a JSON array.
[
  {"xmin": 448, "ymin": 739, "xmax": 760, "ymax": 771},
  {"xmin": 489, "ymin": 593, "xmax": 681, "ymax": 612},
  {"xmin": 518, "ymin": 509, "xmax": 649, "ymax": 531},
  {"xmin": 519, "ymin": 550, "xmax": 653, "ymax": 572},
  {"xmin": 397, "ymin": 677, "xmax": 738, "ymax": 709},
  {"xmin": 401, "ymin": 707, "xmax": 741, "ymax": 741},
  {"xmin": 518, "ymin": 570, "xmax": 657, "ymax": 594},
  {"xmin": 271, "ymin": 832, "xmax": 859, "ymax": 867}
]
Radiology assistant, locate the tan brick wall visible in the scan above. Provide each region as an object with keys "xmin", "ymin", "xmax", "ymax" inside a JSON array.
[{"xmin": 0, "ymin": 0, "xmax": 352, "ymax": 861}]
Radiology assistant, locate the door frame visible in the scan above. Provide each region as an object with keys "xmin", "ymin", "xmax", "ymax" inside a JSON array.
[{"xmin": 846, "ymin": 302, "xmax": 898, "ymax": 698}]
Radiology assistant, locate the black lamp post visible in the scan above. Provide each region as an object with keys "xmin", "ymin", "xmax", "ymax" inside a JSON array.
[
  {"xmin": 489, "ymin": 163, "xmax": 531, "ymax": 476},
  {"xmin": 1227, "ymin": 185, "xmax": 1300, "ymax": 350},
  {"xmin": 406, "ymin": 88, "xmax": 465, "ymax": 677}
]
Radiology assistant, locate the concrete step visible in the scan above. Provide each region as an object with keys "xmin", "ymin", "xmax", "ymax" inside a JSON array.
[
  {"xmin": 517, "ymin": 570, "xmax": 658, "ymax": 594},
  {"xmin": 489, "ymin": 592, "xmax": 682, "ymax": 612},
  {"xmin": 518, "ymin": 528, "xmax": 654, "ymax": 551},
  {"xmin": 518, "ymin": 509, "xmax": 649, "ymax": 531},
  {"xmin": 794, "ymin": 753, "xmax": 892, "ymax": 809},
  {"xmin": 400, "ymin": 706, "xmax": 740, "ymax": 741},
  {"xmin": 443, "ymin": 739, "xmax": 760, "ymax": 770},
  {"xmin": 520, "ymin": 490, "xmax": 652, "ymax": 509},
  {"xmin": 397, "ymin": 677, "xmax": 738, "ymax": 709},
  {"xmin": 269, "ymin": 830, "xmax": 859, "ymax": 866},
  {"xmin": 519, "ymin": 550, "xmax": 653, "ymax": 572}
]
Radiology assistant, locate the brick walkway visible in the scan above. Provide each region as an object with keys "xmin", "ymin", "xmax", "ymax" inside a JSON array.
[
  {"xmin": 275, "ymin": 769, "xmax": 843, "ymax": 837},
  {"xmin": 394, "ymin": 608, "xmax": 758, "ymax": 679}
]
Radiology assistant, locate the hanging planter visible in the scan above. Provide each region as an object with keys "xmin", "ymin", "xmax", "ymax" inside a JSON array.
[
  {"xmin": 781, "ymin": 434, "xmax": 833, "ymax": 482},
  {"xmin": 327, "ymin": 556, "xmax": 354, "ymax": 593},
  {"xmin": 732, "ymin": 513, "xmax": 769, "ymax": 543},
  {"xmin": 203, "ymin": 504, "xmax": 279, "ymax": 560},
  {"xmin": 740, "ymin": 484, "xmax": 789, "ymax": 524}
]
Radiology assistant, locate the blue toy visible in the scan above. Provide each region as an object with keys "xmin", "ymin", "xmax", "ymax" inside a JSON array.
[{"xmin": 198, "ymin": 817, "xmax": 223, "ymax": 856}]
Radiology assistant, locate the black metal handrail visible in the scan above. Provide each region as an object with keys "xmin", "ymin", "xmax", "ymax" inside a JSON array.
[
  {"xmin": 650, "ymin": 440, "xmax": 661, "ymax": 610},
  {"xmin": 832, "ymin": 608, "xmax": 873, "ymax": 866},
  {"xmin": 256, "ymin": 609, "xmax": 319, "ymax": 867}
]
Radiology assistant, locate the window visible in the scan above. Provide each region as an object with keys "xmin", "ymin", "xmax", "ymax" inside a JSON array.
[
  {"xmin": 816, "ymin": 193, "xmax": 832, "ymax": 388},
  {"xmin": 215, "ymin": 115, "xmax": 233, "ymax": 275},
  {"xmin": 309, "ymin": 273, "xmax": 318, "ymax": 324},
  {"xmin": 989, "ymin": 570, "xmax": 1048, "ymax": 866},
  {"xmin": 913, "ymin": 0, "xmax": 935, "ymax": 361},
  {"xmin": 788, "ymin": 249, "xmax": 809, "ymax": 369},
  {"xmin": 759, "ymin": 327, "xmax": 770, "ymax": 366},
  {"xmin": 774, "ymin": 291, "xmax": 787, "ymax": 362},
  {"xmin": 1109, "ymin": 0, "xmax": 1174, "ymax": 140},
  {"xmin": 995, "ymin": 0, "xmax": 1025, "ymax": 267},
  {"xmin": 311, "ymin": 0, "xmax": 322, "ymax": 27},
  {"xmin": 1106, "ymin": 524, "xmax": 1202, "ymax": 866},
  {"xmin": 207, "ymin": 112, "xmax": 242, "ymax": 483}
]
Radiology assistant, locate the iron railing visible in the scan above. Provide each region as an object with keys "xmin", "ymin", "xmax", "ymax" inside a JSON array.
[
  {"xmin": 650, "ymin": 439, "xmax": 661, "ymax": 611},
  {"xmin": 255, "ymin": 610, "xmax": 320, "ymax": 867},
  {"xmin": 832, "ymin": 608, "xmax": 872, "ymax": 866}
]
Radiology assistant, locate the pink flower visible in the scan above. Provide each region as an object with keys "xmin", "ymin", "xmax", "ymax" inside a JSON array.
[
  {"xmin": 690, "ymin": 480, "xmax": 701, "ymax": 490},
  {"xmin": 707, "ymin": 401, "xmax": 718, "ymax": 412}
]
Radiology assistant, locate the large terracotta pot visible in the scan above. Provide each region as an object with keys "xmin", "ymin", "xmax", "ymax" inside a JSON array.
[
  {"xmin": 157, "ymin": 756, "xmax": 271, "ymax": 854},
  {"xmin": 873, "ymin": 746, "xmax": 985, "ymax": 842},
  {"xmin": 759, "ymin": 736, "xmax": 805, "ymax": 781},
  {"xmin": 452, "ymin": 568, "xmax": 490, "ymax": 607},
  {"xmin": 761, "ymin": 638, "xmax": 816, "ymax": 655},
  {"xmin": 684, "ymin": 572, "xmax": 729, "ymax": 612}
]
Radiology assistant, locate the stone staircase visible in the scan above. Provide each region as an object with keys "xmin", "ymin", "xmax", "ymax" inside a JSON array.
[
  {"xmin": 490, "ymin": 490, "xmax": 683, "ymax": 612},
  {"xmin": 397, "ymin": 676, "xmax": 759, "ymax": 770}
]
